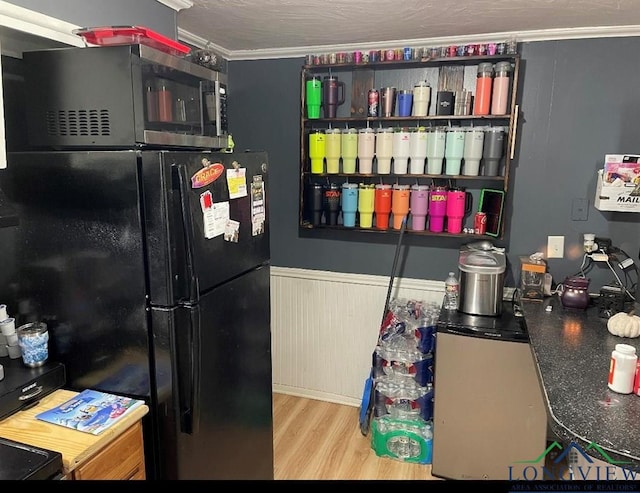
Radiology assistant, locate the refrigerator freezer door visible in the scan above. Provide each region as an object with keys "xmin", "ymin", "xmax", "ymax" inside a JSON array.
[
  {"xmin": 142, "ymin": 151, "xmax": 270, "ymax": 306},
  {"xmin": 0, "ymin": 151, "xmax": 152, "ymax": 395},
  {"xmin": 169, "ymin": 264, "xmax": 273, "ymax": 479}
]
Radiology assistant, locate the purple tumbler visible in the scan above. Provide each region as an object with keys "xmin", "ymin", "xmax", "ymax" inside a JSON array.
[
  {"xmin": 428, "ymin": 186, "xmax": 448, "ymax": 232},
  {"xmin": 410, "ymin": 185, "xmax": 429, "ymax": 231}
]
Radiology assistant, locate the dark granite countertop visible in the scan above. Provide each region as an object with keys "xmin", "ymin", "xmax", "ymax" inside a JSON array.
[{"xmin": 522, "ymin": 296, "xmax": 640, "ymax": 465}]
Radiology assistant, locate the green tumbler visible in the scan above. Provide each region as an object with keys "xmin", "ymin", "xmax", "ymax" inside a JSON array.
[{"xmin": 306, "ymin": 78, "xmax": 322, "ymax": 119}]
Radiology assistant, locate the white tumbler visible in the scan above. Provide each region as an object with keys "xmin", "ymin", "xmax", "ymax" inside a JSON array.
[
  {"xmin": 357, "ymin": 128, "xmax": 376, "ymax": 174},
  {"xmin": 408, "ymin": 127, "xmax": 428, "ymax": 174},
  {"xmin": 392, "ymin": 127, "xmax": 411, "ymax": 174},
  {"xmin": 375, "ymin": 128, "xmax": 394, "ymax": 174},
  {"xmin": 462, "ymin": 128, "xmax": 485, "ymax": 176},
  {"xmin": 412, "ymin": 81, "xmax": 431, "ymax": 117}
]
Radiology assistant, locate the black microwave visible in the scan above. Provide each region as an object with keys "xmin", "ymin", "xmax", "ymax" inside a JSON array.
[{"xmin": 22, "ymin": 44, "xmax": 228, "ymax": 150}]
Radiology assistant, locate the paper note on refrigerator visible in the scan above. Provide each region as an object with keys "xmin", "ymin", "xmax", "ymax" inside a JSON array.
[
  {"xmin": 251, "ymin": 176, "xmax": 266, "ymax": 236},
  {"xmin": 226, "ymin": 168, "xmax": 247, "ymax": 199},
  {"xmin": 211, "ymin": 201, "xmax": 230, "ymax": 238}
]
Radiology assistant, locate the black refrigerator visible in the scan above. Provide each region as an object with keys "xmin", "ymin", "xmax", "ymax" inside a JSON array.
[{"xmin": 0, "ymin": 149, "xmax": 273, "ymax": 480}]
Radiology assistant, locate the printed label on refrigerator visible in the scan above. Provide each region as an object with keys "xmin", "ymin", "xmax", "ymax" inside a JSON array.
[
  {"xmin": 226, "ymin": 167, "xmax": 247, "ymax": 199},
  {"xmin": 191, "ymin": 160, "xmax": 224, "ymax": 188},
  {"xmin": 251, "ymin": 175, "xmax": 266, "ymax": 236}
]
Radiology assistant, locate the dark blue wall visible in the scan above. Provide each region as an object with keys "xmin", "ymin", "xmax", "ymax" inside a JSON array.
[{"xmin": 228, "ymin": 37, "xmax": 640, "ymax": 291}]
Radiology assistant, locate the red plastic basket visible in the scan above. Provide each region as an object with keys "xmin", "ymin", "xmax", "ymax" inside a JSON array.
[{"xmin": 73, "ymin": 26, "xmax": 191, "ymax": 56}]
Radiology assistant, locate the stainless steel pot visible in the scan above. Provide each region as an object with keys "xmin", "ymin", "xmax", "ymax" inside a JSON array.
[{"xmin": 458, "ymin": 242, "xmax": 506, "ymax": 316}]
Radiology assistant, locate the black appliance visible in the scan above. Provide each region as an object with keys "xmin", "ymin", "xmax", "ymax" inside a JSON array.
[
  {"xmin": 0, "ymin": 437, "xmax": 63, "ymax": 480},
  {"xmin": 0, "ymin": 356, "xmax": 65, "ymax": 420},
  {"xmin": 431, "ymin": 301, "xmax": 548, "ymax": 480},
  {"xmin": 22, "ymin": 45, "xmax": 228, "ymax": 150},
  {"xmin": 0, "ymin": 150, "xmax": 273, "ymax": 480}
]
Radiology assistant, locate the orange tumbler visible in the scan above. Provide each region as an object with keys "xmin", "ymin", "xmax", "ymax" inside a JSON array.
[
  {"xmin": 391, "ymin": 184, "xmax": 410, "ymax": 230},
  {"xmin": 374, "ymin": 184, "xmax": 392, "ymax": 230}
]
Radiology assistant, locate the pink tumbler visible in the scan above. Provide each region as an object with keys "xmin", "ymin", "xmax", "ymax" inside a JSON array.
[
  {"xmin": 409, "ymin": 185, "xmax": 429, "ymax": 231},
  {"xmin": 445, "ymin": 188, "xmax": 471, "ymax": 234},
  {"xmin": 428, "ymin": 186, "xmax": 448, "ymax": 233}
]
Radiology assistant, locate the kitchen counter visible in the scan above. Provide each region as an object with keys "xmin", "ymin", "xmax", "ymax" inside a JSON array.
[
  {"xmin": 0, "ymin": 389, "xmax": 149, "ymax": 477},
  {"xmin": 522, "ymin": 296, "xmax": 640, "ymax": 466}
]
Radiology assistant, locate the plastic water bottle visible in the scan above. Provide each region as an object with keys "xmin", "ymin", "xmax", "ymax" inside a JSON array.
[{"xmin": 444, "ymin": 272, "xmax": 459, "ymax": 310}]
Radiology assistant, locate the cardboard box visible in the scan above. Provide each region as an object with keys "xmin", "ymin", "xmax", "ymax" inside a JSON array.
[
  {"xmin": 594, "ymin": 169, "xmax": 640, "ymax": 213},
  {"xmin": 519, "ymin": 256, "xmax": 547, "ymax": 300}
]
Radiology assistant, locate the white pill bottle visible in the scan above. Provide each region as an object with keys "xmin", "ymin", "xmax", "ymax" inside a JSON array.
[{"xmin": 608, "ymin": 343, "xmax": 638, "ymax": 394}]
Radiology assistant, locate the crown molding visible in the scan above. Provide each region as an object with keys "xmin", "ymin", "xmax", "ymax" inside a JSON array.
[
  {"xmin": 155, "ymin": 0, "xmax": 193, "ymax": 11},
  {"xmin": 0, "ymin": 1, "xmax": 84, "ymax": 48},
  {"xmin": 180, "ymin": 24, "xmax": 640, "ymax": 61},
  {"xmin": 177, "ymin": 27, "xmax": 232, "ymax": 58}
]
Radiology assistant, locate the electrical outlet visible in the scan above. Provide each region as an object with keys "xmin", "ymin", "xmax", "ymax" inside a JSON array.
[{"xmin": 547, "ymin": 236, "xmax": 564, "ymax": 258}]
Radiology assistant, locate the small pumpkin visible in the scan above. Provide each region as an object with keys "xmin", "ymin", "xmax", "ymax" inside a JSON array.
[{"xmin": 607, "ymin": 310, "xmax": 640, "ymax": 338}]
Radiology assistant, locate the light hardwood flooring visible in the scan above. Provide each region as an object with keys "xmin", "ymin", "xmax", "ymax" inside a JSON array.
[{"xmin": 273, "ymin": 392, "xmax": 439, "ymax": 481}]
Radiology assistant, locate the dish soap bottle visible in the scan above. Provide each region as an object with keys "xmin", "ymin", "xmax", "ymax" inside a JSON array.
[{"xmin": 444, "ymin": 272, "xmax": 459, "ymax": 310}]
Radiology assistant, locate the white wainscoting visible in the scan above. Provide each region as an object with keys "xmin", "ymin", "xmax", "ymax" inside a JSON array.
[{"xmin": 270, "ymin": 267, "xmax": 444, "ymax": 407}]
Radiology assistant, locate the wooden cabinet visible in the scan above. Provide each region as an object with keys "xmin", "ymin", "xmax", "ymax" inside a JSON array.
[
  {"xmin": 0, "ymin": 389, "xmax": 148, "ymax": 480},
  {"xmin": 299, "ymin": 53, "xmax": 520, "ymax": 239},
  {"xmin": 71, "ymin": 421, "xmax": 146, "ymax": 480}
]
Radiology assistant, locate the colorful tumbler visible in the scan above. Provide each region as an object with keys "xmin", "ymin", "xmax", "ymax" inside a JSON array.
[
  {"xmin": 306, "ymin": 78, "xmax": 322, "ymax": 119},
  {"xmin": 341, "ymin": 128, "xmax": 358, "ymax": 174},
  {"xmin": 374, "ymin": 184, "xmax": 392, "ymax": 230},
  {"xmin": 444, "ymin": 127, "xmax": 465, "ymax": 176},
  {"xmin": 309, "ymin": 130, "xmax": 325, "ymax": 174},
  {"xmin": 341, "ymin": 183, "xmax": 359, "ymax": 227},
  {"xmin": 426, "ymin": 127, "xmax": 446, "ymax": 174},
  {"xmin": 428, "ymin": 186, "xmax": 448, "ymax": 232},
  {"xmin": 462, "ymin": 128, "xmax": 485, "ymax": 176},
  {"xmin": 325, "ymin": 128, "xmax": 342, "ymax": 174},
  {"xmin": 446, "ymin": 188, "xmax": 471, "ymax": 234},
  {"xmin": 410, "ymin": 184, "xmax": 429, "ymax": 231},
  {"xmin": 358, "ymin": 184, "xmax": 375, "ymax": 228},
  {"xmin": 391, "ymin": 184, "xmax": 410, "ymax": 230}
]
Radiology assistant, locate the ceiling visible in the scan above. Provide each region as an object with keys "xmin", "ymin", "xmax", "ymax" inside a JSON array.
[{"xmin": 176, "ymin": 0, "xmax": 640, "ymax": 60}]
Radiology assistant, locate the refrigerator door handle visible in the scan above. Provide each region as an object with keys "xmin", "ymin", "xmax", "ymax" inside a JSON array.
[
  {"xmin": 175, "ymin": 305, "xmax": 201, "ymax": 435},
  {"xmin": 175, "ymin": 164, "xmax": 200, "ymax": 302}
]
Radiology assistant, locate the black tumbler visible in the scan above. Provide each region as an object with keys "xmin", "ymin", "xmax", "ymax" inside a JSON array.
[
  {"xmin": 307, "ymin": 183, "xmax": 324, "ymax": 226},
  {"xmin": 324, "ymin": 183, "xmax": 341, "ymax": 226}
]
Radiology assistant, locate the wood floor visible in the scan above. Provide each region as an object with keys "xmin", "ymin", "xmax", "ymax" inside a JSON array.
[{"xmin": 272, "ymin": 392, "xmax": 439, "ymax": 481}]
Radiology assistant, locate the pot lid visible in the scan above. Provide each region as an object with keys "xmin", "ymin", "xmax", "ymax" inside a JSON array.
[{"xmin": 459, "ymin": 249, "xmax": 506, "ymax": 274}]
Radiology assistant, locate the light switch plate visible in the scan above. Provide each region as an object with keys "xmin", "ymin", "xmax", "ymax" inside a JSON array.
[{"xmin": 547, "ymin": 236, "xmax": 564, "ymax": 258}]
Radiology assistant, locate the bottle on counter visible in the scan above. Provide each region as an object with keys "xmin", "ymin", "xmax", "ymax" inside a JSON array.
[
  {"xmin": 608, "ymin": 343, "xmax": 637, "ymax": 394},
  {"xmin": 444, "ymin": 272, "xmax": 459, "ymax": 310}
]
